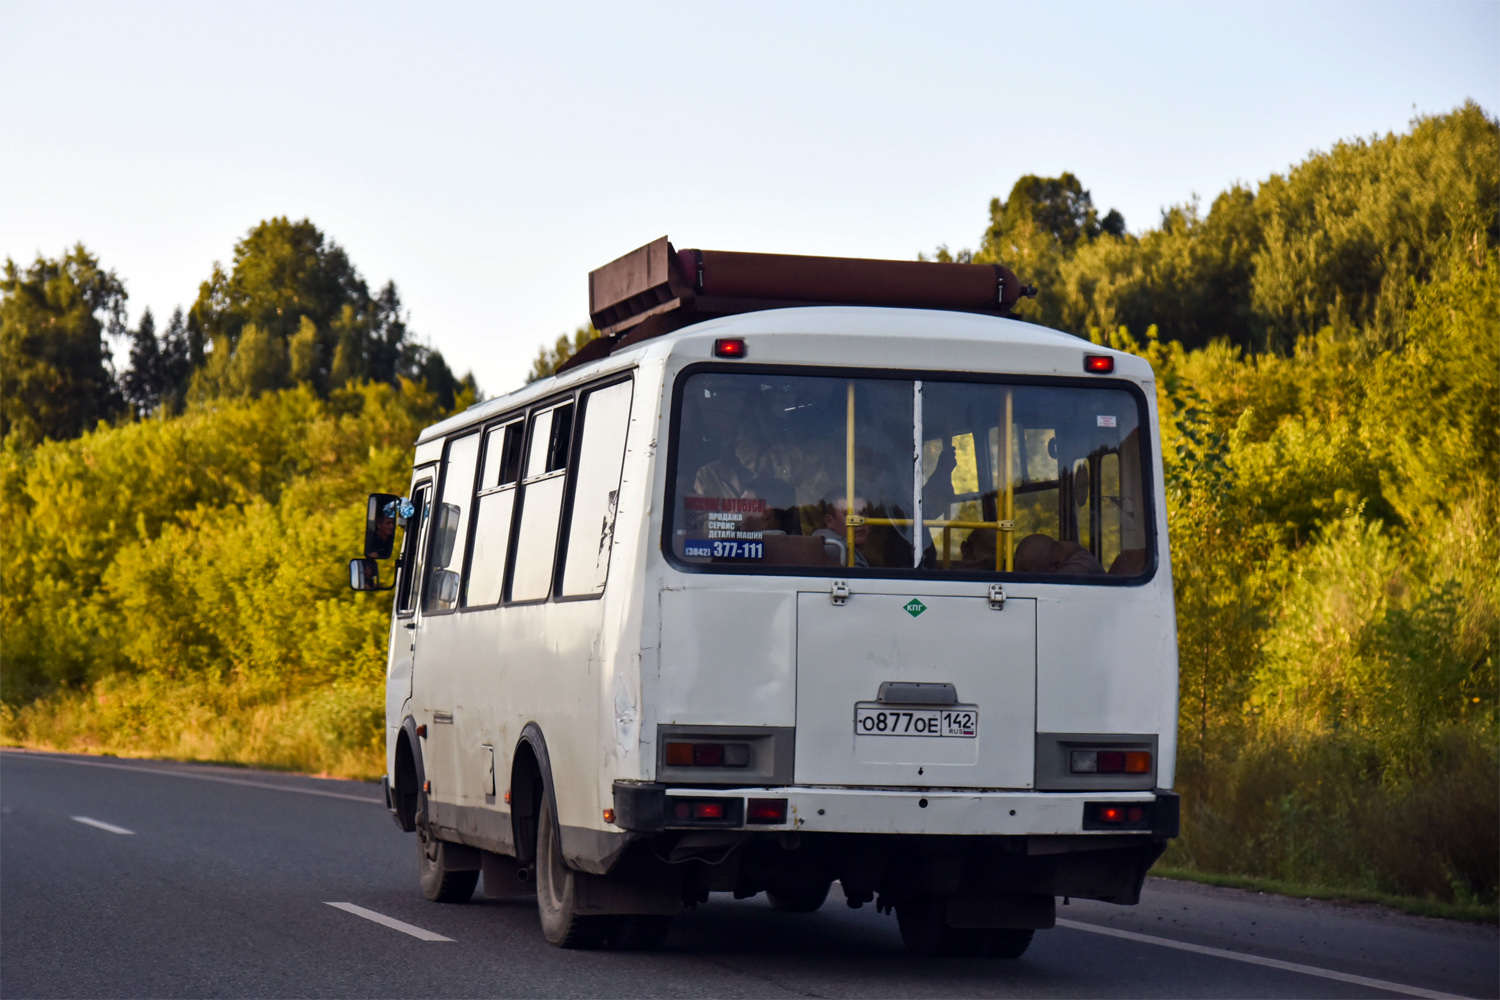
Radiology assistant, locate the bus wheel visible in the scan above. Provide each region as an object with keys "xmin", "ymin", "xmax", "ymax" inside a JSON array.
[
  {"xmin": 767, "ymin": 879, "xmax": 832, "ymax": 913},
  {"xmin": 417, "ymin": 816, "xmax": 478, "ymax": 903},
  {"xmin": 611, "ymin": 914, "xmax": 672, "ymax": 951},
  {"xmin": 972, "ymin": 928, "xmax": 1034, "ymax": 958},
  {"xmin": 896, "ymin": 897, "xmax": 1035, "ymax": 958},
  {"xmin": 535, "ymin": 792, "xmax": 610, "ymax": 949}
]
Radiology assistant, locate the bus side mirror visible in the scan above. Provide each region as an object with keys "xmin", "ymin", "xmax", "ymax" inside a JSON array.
[
  {"xmin": 365, "ymin": 493, "xmax": 400, "ymax": 559},
  {"xmin": 349, "ymin": 557, "xmax": 383, "ymax": 591}
]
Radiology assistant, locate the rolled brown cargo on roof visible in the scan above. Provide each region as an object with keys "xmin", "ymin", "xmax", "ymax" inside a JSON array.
[
  {"xmin": 566, "ymin": 237, "xmax": 1035, "ymax": 375},
  {"xmin": 691, "ymin": 250, "xmax": 1012, "ymax": 312}
]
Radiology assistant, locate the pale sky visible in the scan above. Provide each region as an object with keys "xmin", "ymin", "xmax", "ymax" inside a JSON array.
[{"xmin": 3, "ymin": 1, "xmax": 1496, "ymax": 397}]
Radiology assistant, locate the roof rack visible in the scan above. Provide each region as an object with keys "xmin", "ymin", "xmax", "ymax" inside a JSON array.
[{"xmin": 556, "ymin": 237, "xmax": 1036, "ymax": 374}]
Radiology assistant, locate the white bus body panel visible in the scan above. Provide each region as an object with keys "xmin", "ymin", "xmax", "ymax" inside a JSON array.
[{"xmin": 389, "ymin": 306, "xmax": 1178, "ymax": 865}]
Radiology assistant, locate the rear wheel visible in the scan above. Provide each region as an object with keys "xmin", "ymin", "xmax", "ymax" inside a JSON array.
[
  {"xmin": 973, "ymin": 928, "xmax": 1034, "ymax": 958},
  {"xmin": 767, "ymin": 879, "xmax": 832, "ymax": 913},
  {"xmin": 611, "ymin": 914, "xmax": 673, "ymax": 951},
  {"xmin": 417, "ymin": 813, "xmax": 479, "ymax": 903},
  {"xmin": 535, "ymin": 792, "xmax": 611, "ymax": 949},
  {"xmin": 895, "ymin": 896, "xmax": 1035, "ymax": 958}
]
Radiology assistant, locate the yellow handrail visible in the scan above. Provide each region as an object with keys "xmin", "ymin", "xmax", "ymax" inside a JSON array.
[
  {"xmin": 845, "ymin": 380, "xmax": 856, "ymax": 568},
  {"xmin": 1003, "ymin": 389, "xmax": 1014, "ymax": 572}
]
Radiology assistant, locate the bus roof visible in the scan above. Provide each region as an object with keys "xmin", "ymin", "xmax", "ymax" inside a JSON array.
[{"xmin": 415, "ymin": 306, "xmax": 1151, "ymax": 446}]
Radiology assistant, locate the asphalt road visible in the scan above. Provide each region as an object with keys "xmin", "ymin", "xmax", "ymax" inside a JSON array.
[{"xmin": 2, "ymin": 750, "xmax": 1495, "ymax": 999}]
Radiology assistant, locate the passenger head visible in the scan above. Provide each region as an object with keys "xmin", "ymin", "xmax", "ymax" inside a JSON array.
[
  {"xmin": 1014, "ymin": 533, "xmax": 1063, "ymax": 573},
  {"xmin": 824, "ymin": 497, "xmax": 870, "ymax": 544}
]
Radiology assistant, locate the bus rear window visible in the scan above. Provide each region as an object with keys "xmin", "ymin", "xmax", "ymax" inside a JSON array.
[{"xmin": 667, "ymin": 371, "xmax": 1151, "ymax": 579}]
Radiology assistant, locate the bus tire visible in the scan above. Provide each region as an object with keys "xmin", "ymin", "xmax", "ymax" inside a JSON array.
[
  {"xmin": 896, "ymin": 896, "xmax": 1035, "ymax": 958},
  {"xmin": 611, "ymin": 914, "xmax": 673, "ymax": 951},
  {"xmin": 767, "ymin": 880, "xmax": 832, "ymax": 913},
  {"xmin": 417, "ymin": 816, "xmax": 479, "ymax": 903},
  {"xmin": 535, "ymin": 792, "xmax": 610, "ymax": 949},
  {"xmin": 973, "ymin": 928, "xmax": 1034, "ymax": 959}
]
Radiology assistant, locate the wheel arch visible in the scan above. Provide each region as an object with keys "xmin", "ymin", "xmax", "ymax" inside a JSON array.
[
  {"xmin": 511, "ymin": 723, "xmax": 561, "ymax": 868},
  {"xmin": 392, "ymin": 715, "xmax": 425, "ymax": 833}
]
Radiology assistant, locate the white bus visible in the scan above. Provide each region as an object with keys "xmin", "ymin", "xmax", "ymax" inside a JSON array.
[{"xmin": 351, "ymin": 239, "xmax": 1179, "ymax": 957}]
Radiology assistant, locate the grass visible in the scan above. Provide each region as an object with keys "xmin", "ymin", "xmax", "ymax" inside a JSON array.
[{"xmin": 1152, "ymin": 865, "xmax": 1500, "ymax": 924}]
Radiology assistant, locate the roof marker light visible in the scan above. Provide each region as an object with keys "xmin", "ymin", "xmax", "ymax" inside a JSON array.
[
  {"xmin": 1084, "ymin": 354, "xmax": 1114, "ymax": 374},
  {"xmin": 714, "ymin": 338, "xmax": 748, "ymax": 359}
]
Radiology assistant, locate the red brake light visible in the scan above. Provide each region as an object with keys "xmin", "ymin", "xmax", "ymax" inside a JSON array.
[
  {"xmin": 746, "ymin": 798, "xmax": 787, "ymax": 824},
  {"xmin": 714, "ymin": 338, "xmax": 748, "ymax": 359},
  {"xmin": 1098, "ymin": 750, "xmax": 1125, "ymax": 773},
  {"xmin": 692, "ymin": 801, "xmax": 725, "ymax": 820},
  {"xmin": 1098, "ymin": 805, "xmax": 1124, "ymax": 824},
  {"xmin": 694, "ymin": 743, "xmax": 724, "ymax": 767},
  {"xmin": 1084, "ymin": 354, "xmax": 1114, "ymax": 373}
]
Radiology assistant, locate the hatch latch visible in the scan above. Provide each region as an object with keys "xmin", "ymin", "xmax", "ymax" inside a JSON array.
[
  {"xmin": 988, "ymin": 583, "xmax": 1006, "ymax": 610},
  {"xmin": 831, "ymin": 580, "xmax": 850, "ymax": 607}
]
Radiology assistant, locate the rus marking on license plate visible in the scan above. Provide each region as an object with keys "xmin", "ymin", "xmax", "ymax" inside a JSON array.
[{"xmin": 854, "ymin": 704, "xmax": 978, "ymax": 738}]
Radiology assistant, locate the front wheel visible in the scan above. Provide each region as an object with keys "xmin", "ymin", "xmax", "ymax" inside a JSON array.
[
  {"xmin": 535, "ymin": 791, "xmax": 612, "ymax": 949},
  {"xmin": 417, "ymin": 814, "xmax": 478, "ymax": 903}
]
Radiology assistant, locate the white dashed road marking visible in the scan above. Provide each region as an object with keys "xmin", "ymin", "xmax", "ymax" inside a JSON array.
[
  {"xmin": 325, "ymin": 903, "xmax": 454, "ymax": 942},
  {"xmin": 70, "ymin": 816, "xmax": 135, "ymax": 835},
  {"xmin": 1057, "ymin": 918, "xmax": 1473, "ymax": 1000}
]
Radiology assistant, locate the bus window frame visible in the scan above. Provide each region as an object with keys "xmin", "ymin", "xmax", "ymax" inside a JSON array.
[
  {"xmin": 418, "ymin": 430, "xmax": 482, "ymax": 617},
  {"xmin": 423, "ymin": 369, "xmax": 638, "ymax": 615},
  {"xmin": 394, "ymin": 474, "xmax": 434, "ymax": 619},
  {"xmin": 457, "ymin": 417, "xmax": 525, "ymax": 611},
  {"xmin": 552, "ymin": 373, "xmax": 636, "ymax": 605},
  {"xmin": 660, "ymin": 361, "xmax": 1159, "ymax": 587}
]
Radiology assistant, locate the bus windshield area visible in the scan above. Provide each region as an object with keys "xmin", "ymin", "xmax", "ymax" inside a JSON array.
[{"xmin": 668, "ymin": 371, "xmax": 1151, "ymax": 579}]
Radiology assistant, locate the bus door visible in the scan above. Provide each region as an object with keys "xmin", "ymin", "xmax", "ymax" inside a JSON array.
[{"xmin": 387, "ymin": 476, "xmax": 433, "ymax": 729}]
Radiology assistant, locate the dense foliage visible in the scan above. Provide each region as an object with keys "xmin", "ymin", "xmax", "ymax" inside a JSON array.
[{"xmin": 2, "ymin": 107, "xmax": 1495, "ymax": 909}]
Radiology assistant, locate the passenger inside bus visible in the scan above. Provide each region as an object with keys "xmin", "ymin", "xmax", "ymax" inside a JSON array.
[
  {"xmin": 813, "ymin": 497, "xmax": 871, "ymax": 567},
  {"xmin": 1013, "ymin": 533, "xmax": 1106, "ymax": 575}
]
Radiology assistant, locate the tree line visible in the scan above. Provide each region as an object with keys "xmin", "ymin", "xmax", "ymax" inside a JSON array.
[{"xmin": 1, "ymin": 217, "xmax": 474, "ymax": 448}]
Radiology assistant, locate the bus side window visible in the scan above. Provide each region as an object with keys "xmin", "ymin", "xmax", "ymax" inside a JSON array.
[
  {"xmin": 560, "ymin": 380, "xmax": 633, "ymax": 597},
  {"xmin": 463, "ymin": 421, "xmax": 523, "ymax": 608},
  {"xmin": 509, "ymin": 401, "xmax": 575, "ymax": 602},
  {"xmin": 423, "ymin": 432, "xmax": 480, "ymax": 614},
  {"xmin": 395, "ymin": 483, "xmax": 431, "ymax": 615}
]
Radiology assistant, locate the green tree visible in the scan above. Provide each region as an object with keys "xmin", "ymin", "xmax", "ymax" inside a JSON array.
[
  {"xmin": 528, "ymin": 325, "xmax": 601, "ymax": 382},
  {"xmin": 187, "ymin": 218, "xmax": 470, "ymax": 404},
  {"xmin": 1, "ymin": 245, "xmax": 126, "ymax": 445},
  {"xmin": 121, "ymin": 308, "xmax": 162, "ymax": 418}
]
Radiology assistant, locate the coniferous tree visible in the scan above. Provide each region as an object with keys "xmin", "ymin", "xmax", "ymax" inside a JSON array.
[
  {"xmin": 0, "ymin": 245, "xmax": 126, "ymax": 444},
  {"xmin": 122, "ymin": 308, "xmax": 163, "ymax": 418}
]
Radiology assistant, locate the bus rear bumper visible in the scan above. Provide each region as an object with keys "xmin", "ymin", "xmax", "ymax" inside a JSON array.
[{"xmin": 613, "ymin": 782, "xmax": 1179, "ymax": 839}]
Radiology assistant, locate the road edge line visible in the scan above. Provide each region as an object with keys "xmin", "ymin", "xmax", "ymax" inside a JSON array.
[
  {"xmin": 1055, "ymin": 917, "xmax": 1473, "ymax": 1000},
  {"xmin": 5, "ymin": 751, "xmax": 381, "ymax": 805}
]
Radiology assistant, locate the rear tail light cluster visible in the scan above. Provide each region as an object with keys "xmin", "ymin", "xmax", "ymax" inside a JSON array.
[
  {"xmin": 663, "ymin": 796, "xmax": 787, "ymax": 826},
  {"xmin": 666, "ymin": 741, "xmax": 751, "ymax": 768},
  {"xmin": 1070, "ymin": 749, "xmax": 1151, "ymax": 774},
  {"xmin": 1085, "ymin": 802, "xmax": 1153, "ymax": 830},
  {"xmin": 746, "ymin": 798, "xmax": 787, "ymax": 824}
]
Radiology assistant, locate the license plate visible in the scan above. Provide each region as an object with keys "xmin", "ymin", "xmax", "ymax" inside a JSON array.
[{"xmin": 854, "ymin": 705, "xmax": 978, "ymax": 738}]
